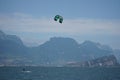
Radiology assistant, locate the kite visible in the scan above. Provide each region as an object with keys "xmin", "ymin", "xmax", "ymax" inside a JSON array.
[{"xmin": 54, "ymin": 15, "xmax": 63, "ymax": 23}]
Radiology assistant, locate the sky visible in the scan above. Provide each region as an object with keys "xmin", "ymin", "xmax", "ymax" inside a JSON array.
[{"xmin": 0, "ymin": 0, "xmax": 120, "ymax": 49}]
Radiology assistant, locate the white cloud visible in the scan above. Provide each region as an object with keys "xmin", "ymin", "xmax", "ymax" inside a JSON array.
[{"xmin": 0, "ymin": 13, "xmax": 120, "ymax": 36}]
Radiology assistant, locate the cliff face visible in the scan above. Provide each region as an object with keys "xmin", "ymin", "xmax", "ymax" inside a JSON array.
[{"xmin": 66, "ymin": 55, "xmax": 119, "ymax": 67}]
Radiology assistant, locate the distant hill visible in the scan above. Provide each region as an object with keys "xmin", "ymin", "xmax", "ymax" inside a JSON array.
[
  {"xmin": 0, "ymin": 30, "xmax": 28, "ymax": 56},
  {"xmin": 31, "ymin": 37, "xmax": 114, "ymax": 66},
  {"xmin": 79, "ymin": 40, "xmax": 113, "ymax": 59},
  {"xmin": 0, "ymin": 30, "xmax": 119, "ymax": 66},
  {"xmin": 0, "ymin": 30, "xmax": 31, "ymax": 66}
]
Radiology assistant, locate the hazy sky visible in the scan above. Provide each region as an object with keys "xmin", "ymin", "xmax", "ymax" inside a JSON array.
[{"xmin": 0, "ymin": 0, "xmax": 120, "ymax": 49}]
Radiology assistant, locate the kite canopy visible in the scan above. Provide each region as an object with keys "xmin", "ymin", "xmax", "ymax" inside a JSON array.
[{"xmin": 54, "ymin": 15, "xmax": 63, "ymax": 23}]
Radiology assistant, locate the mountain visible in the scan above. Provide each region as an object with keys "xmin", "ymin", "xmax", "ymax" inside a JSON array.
[
  {"xmin": 79, "ymin": 40, "xmax": 113, "ymax": 59},
  {"xmin": 31, "ymin": 37, "xmax": 80, "ymax": 65},
  {"xmin": 0, "ymin": 30, "xmax": 32, "ymax": 66},
  {"xmin": 31, "ymin": 37, "xmax": 114, "ymax": 66},
  {"xmin": 0, "ymin": 30, "xmax": 28, "ymax": 56},
  {"xmin": 0, "ymin": 30, "xmax": 119, "ymax": 66}
]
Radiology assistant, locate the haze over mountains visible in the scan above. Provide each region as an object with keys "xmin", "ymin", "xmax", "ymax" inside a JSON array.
[{"xmin": 0, "ymin": 30, "xmax": 119, "ymax": 66}]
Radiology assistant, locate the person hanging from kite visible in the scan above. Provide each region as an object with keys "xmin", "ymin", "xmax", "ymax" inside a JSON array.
[{"xmin": 54, "ymin": 15, "xmax": 63, "ymax": 24}]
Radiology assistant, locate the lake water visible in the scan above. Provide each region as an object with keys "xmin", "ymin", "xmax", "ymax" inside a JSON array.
[{"xmin": 0, "ymin": 67, "xmax": 120, "ymax": 80}]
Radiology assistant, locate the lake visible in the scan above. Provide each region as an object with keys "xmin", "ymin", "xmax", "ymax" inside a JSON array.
[{"xmin": 0, "ymin": 67, "xmax": 120, "ymax": 80}]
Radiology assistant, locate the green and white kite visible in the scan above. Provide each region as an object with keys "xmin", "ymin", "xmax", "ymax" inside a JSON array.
[{"xmin": 54, "ymin": 15, "xmax": 63, "ymax": 23}]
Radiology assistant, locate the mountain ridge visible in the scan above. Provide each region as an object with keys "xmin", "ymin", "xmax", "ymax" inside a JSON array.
[{"xmin": 0, "ymin": 30, "xmax": 119, "ymax": 66}]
